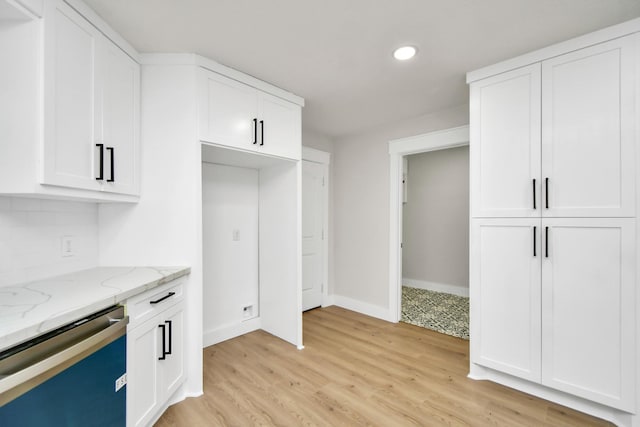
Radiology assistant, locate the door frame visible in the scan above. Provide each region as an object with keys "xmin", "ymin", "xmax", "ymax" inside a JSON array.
[
  {"xmin": 302, "ymin": 146, "xmax": 331, "ymax": 308},
  {"xmin": 388, "ymin": 125, "xmax": 469, "ymax": 322}
]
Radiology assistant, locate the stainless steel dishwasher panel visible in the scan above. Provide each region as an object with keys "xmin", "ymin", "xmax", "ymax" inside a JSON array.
[{"xmin": 0, "ymin": 305, "xmax": 128, "ymax": 427}]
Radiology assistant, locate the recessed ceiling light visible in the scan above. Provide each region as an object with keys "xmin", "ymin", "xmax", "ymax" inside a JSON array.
[{"xmin": 393, "ymin": 46, "xmax": 417, "ymax": 61}]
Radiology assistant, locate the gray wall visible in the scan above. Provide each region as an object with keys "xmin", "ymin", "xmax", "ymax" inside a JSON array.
[
  {"xmin": 402, "ymin": 146, "xmax": 469, "ymax": 291},
  {"xmin": 332, "ymin": 104, "xmax": 469, "ymax": 310}
]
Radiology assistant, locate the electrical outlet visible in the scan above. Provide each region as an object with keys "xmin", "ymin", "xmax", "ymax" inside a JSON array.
[
  {"xmin": 115, "ymin": 373, "xmax": 127, "ymax": 392},
  {"xmin": 242, "ymin": 304, "xmax": 254, "ymax": 319},
  {"xmin": 60, "ymin": 236, "xmax": 74, "ymax": 257}
]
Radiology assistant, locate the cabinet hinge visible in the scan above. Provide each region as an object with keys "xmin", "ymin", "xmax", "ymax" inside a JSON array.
[
  {"xmin": 322, "ymin": 229, "xmax": 324, "ymax": 240},
  {"xmin": 322, "ymin": 176, "xmax": 325, "ymax": 187}
]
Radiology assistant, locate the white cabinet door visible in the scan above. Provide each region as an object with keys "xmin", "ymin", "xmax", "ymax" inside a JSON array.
[
  {"xmin": 541, "ymin": 36, "xmax": 636, "ymax": 217},
  {"xmin": 158, "ymin": 302, "xmax": 185, "ymax": 400},
  {"xmin": 541, "ymin": 218, "xmax": 635, "ymax": 411},
  {"xmin": 470, "ymin": 218, "xmax": 541, "ymax": 382},
  {"xmin": 258, "ymin": 92, "xmax": 301, "ymax": 160},
  {"xmin": 199, "ymin": 69, "xmax": 257, "ymax": 150},
  {"xmin": 42, "ymin": 0, "xmax": 101, "ymax": 191},
  {"xmin": 42, "ymin": 0, "xmax": 140, "ymax": 197},
  {"xmin": 127, "ymin": 317, "xmax": 161, "ymax": 427},
  {"xmin": 470, "ymin": 64, "xmax": 541, "ymax": 218},
  {"xmin": 99, "ymin": 39, "xmax": 140, "ymax": 195}
]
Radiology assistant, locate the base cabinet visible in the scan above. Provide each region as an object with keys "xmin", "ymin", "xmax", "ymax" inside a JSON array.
[
  {"xmin": 471, "ymin": 218, "xmax": 636, "ymax": 412},
  {"xmin": 126, "ymin": 283, "xmax": 185, "ymax": 427}
]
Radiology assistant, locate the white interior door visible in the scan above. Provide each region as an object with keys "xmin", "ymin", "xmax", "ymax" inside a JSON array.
[{"xmin": 302, "ymin": 160, "xmax": 325, "ymax": 311}]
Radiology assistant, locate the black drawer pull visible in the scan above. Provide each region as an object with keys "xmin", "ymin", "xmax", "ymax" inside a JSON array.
[
  {"xmin": 165, "ymin": 320, "xmax": 172, "ymax": 355},
  {"xmin": 252, "ymin": 118, "xmax": 257, "ymax": 144},
  {"xmin": 545, "ymin": 177, "xmax": 549, "ymax": 209},
  {"xmin": 95, "ymin": 143, "xmax": 104, "ymax": 180},
  {"xmin": 545, "ymin": 226, "xmax": 549, "ymax": 258},
  {"xmin": 260, "ymin": 120, "xmax": 264, "ymax": 146},
  {"xmin": 532, "ymin": 179, "xmax": 536, "ymax": 210},
  {"xmin": 107, "ymin": 146, "xmax": 114, "ymax": 182},
  {"xmin": 158, "ymin": 324, "xmax": 166, "ymax": 360},
  {"xmin": 149, "ymin": 292, "xmax": 176, "ymax": 305}
]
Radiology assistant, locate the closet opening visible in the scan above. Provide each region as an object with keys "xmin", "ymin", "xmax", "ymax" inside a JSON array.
[
  {"xmin": 201, "ymin": 144, "xmax": 303, "ymax": 350},
  {"xmin": 388, "ymin": 126, "xmax": 470, "ymax": 339}
]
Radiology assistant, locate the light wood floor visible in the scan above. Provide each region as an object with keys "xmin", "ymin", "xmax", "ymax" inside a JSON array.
[{"xmin": 156, "ymin": 306, "xmax": 612, "ymax": 426}]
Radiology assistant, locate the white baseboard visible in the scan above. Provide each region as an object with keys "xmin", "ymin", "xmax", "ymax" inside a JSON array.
[
  {"xmin": 203, "ymin": 317, "xmax": 261, "ymax": 348},
  {"xmin": 403, "ymin": 278, "xmax": 469, "ymax": 297},
  {"xmin": 322, "ymin": 294, "xmax": 335, "ymax": 307},
  {"xmin": 469, "ymin": 363, "xmax": 632, "ymax": 427},
  {"xmin": 332, "ymin": 295, "xmax": 392, "ymax": 322}
]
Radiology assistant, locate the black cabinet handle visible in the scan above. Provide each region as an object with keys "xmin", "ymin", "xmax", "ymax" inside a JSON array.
[
  {"xmin": 149, "ymin": 291, "xmax": 176, "ymax": 305},
  {"xmin": 158, "ymin": 324, "xmax": 167, "ymax": 360},
  {"xmin": 533, "ymin": 226, "xmax": 537, "ymax": 257},
  {"xmin": 532, "ymin": 179, "xmax": 536, "ymax": 210},
  {"xmin": 95, "ymin": 144, "xmax": 104, "ymax": 180},
  {"xmin": 107, "ymin": 146, "xmax": 114, "ymax": 182},
  {"xmin": 165, "ymin": 320, "xmax": 172, "ymax": 355},
  {"xmin": 260, "ymin": 120, "xmax": 264, "ymax": 146},
  {"xmin": 545, "ymin": 226, "xmax": 549, "ymax": 258},
  {"xmin": 545, "ymin": 178, "xmax": 549, "ymax": 209},
  {"xmin": 252, "ymin": 118, "xmax": 257, "ymax": 144}
]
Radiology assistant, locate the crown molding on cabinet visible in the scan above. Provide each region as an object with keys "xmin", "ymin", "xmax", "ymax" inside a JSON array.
[
  {"xmin": 467, "ymin": 17, "xmax": 640, "ymax": 83},
  {"xmin": 139, "ymin": 53, "xmax": 305, "ymax": 107}
]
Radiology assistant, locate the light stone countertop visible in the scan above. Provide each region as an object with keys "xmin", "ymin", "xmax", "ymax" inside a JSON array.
[{"xmin": 0, "ymin": 266, "xmax": 190, "ymax": 352}]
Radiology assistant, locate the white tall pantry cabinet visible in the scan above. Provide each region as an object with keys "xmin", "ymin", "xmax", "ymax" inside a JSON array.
[{"xmin": 469, "ymin": 20, "xmax": 640, "ymax": 425}]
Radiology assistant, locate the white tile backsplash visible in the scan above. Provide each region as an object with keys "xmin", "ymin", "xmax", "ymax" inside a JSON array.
[{"xmin": 0, "ymin": 196, "xmax": 98, "ymax": 286}]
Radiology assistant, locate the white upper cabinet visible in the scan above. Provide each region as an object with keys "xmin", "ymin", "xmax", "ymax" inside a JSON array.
[
  {"xmin": 470, "ymin": 64, "xmax": 541, "ymax": 217},
  {"xmin": 0, "ymin": 0, "xmax": 140, "ymax": 201},
  {"xmin": 43, "ymin": 0, "xmax": 140, "ymax": 196},
  {"xmin": 258, "ymin": 92, "xmax": 301, "ymax": 160},
  {"xmin": 199, "ymin": 68, "xmax": 301, "ymax": 160},
  {"xmin": 43, "ymin": 0, "xmax": 100, "ymax": 192},
  {"xmin": 471, "ymin": 35, "xmax": 636, "ymax": 219},
  {"xmin": 99, "ymin": 37, "xmax": 140, "ymax": 195},
  {"xmin": 199, "ymin": 70, "xmax": 257, "ymax": 150},
  {"xmin": 541, "ymin": 36, "xmax": 636, "ymax": 217}
]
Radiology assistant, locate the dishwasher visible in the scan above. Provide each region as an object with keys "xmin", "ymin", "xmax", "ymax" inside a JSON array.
[{"xmin": 0, "ymin": 305, "xmax": 128, "ymax": 427}]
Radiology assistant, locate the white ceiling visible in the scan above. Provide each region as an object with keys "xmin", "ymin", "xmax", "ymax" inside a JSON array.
[{"xmin": 84, "ymin": 0, "xmax": 640, "ymax": 138}]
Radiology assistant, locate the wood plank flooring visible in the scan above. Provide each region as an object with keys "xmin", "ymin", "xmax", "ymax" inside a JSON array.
[{"xmin": 155, "ymin": 306, "xmax": 612, "ymax": 426}]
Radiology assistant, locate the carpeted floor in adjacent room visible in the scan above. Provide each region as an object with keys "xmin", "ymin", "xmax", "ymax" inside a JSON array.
[{"xmin": 401, "ymin": 286, "xmax": 469, "ymax": 340}]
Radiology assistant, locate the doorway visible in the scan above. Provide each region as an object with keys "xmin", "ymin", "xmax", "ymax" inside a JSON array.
[
  {"xmin": 401, "ymin": 147, "xmax": 469, "ymax": 338},
  {"xmin": 388, "ymin": 126, "xmax": 470, "ymax": 326}
]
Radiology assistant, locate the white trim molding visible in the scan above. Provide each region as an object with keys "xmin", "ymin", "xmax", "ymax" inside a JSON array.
[
  {"xmin": 203, "ymin": 318, "xmax": 261, "ymax": 348},
  {"xmin": 332, "ymin": 295, "xmax": 393, "ymax": 322},
  {"xmin": 388, "ymin": 125, "xmax": 470, "ymax": 323},
  {"xmin": 302, "ymin": 146, "xmax": 331, "ymax": 164},
  {"xmin": 403, "ymin": 278, "xmax": 469, "ymax": 298}
]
